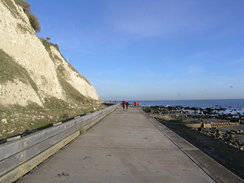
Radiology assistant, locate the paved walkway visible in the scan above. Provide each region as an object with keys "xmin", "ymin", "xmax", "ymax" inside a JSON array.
[{"xmin": 18, "ymin": 107, "xmax": 243, "ymax": 183}]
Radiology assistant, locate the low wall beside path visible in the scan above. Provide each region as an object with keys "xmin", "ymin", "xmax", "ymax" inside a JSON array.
[{"xmin": 0, "ymin": 104, "xmax": 118, "ymax": 183}]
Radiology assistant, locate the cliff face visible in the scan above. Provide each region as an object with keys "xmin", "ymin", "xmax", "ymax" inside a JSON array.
[
  {"xmin": 0, "ymin": 0, "xmax": 100, "ymax": 105},
  {"xmin": 0, "ymin": 0, "xmax": 104, "ymax": 139}
]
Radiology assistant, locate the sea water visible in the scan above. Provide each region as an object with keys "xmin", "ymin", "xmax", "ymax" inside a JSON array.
[
  {"xmin": 120, "ymin": 99, "xmax": 244, "ymax": 115},
  {"xmin": 138, "ymin": 99, "xmax": 244, "ymax": 109}
]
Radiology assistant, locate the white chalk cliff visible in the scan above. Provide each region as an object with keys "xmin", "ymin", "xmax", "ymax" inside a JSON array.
[{"xmin": 0, "ymin": 0, "xmax": 101, "ymax": 107}]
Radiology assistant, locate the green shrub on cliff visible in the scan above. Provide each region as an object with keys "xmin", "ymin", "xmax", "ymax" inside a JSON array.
[
  {"xmin": 14, "ymin": 0, "xmax": 41, "ymax": 32},
  {"xmin": 27, "ymin": 13, "xmax": 41, "ymax": 32}
]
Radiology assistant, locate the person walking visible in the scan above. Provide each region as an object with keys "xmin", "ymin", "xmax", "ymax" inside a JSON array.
[
  {"xmin": 126, "ymin": 101, "xmax": 129, "ymax": 109},
  {"xmin": 122, "ymin": 100, "xmax": 126, "ymax": 109}
]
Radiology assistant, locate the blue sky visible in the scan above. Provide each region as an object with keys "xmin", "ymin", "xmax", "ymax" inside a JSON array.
[{"xmin": 27, "ymin": 0, "xmax": 244, "ymax": 101}]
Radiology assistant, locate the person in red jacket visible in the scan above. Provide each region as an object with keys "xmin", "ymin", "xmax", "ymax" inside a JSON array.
[{"xmin": 122, "ymin": 100, "xmax": 126, "ymax": 109}]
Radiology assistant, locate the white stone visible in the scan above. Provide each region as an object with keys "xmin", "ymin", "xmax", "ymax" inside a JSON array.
[{"xmin": 1, "ymin": 119, "xmax": 7, "ymax": 124}]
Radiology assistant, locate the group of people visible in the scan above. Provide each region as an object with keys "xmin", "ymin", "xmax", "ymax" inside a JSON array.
[
  {"xmin": 121, "ymin": 100, "xmax": 129, "ymax": 109},
  {"xmin": 121, "ymin": 100, "xmax": 141, "ymax": 109}
]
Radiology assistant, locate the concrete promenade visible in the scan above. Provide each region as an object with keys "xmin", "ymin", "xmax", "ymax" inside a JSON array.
[{"xmin": 18, "ymin": 107, "xmax": 243, "ymax": 183}]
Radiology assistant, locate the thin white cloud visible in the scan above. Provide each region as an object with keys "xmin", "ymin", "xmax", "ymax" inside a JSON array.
[{"xmin": 107, "ymin": 0, "xmax": 217, "ymax": 38}]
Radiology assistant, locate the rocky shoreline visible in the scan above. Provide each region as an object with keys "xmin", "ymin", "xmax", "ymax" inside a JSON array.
[
  {"xmin": 143, "ymin": 105, "xmax": 244, "ymax": 149},
  {"xmin": 142, "ymin": 105, "xmax": 244, "ymax": 180}
]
